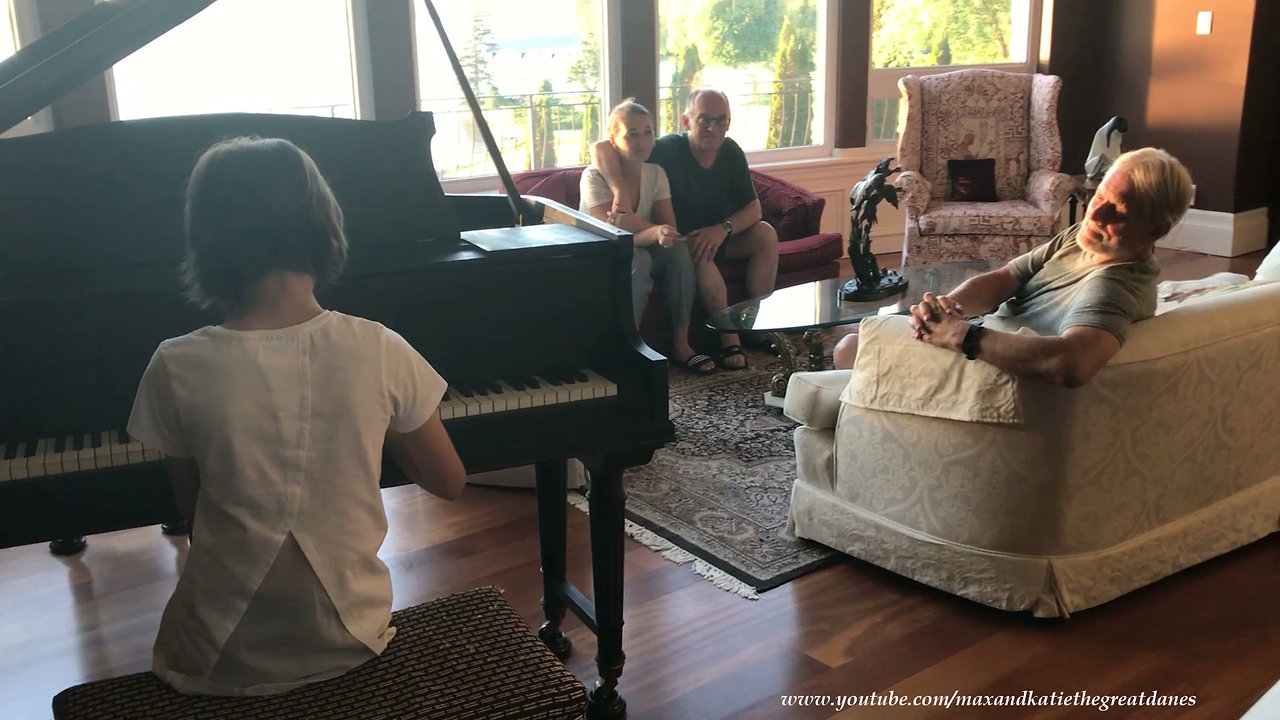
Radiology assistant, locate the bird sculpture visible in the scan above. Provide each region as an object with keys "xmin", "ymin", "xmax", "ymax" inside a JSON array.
[
  {"xmin": 843, "ymin": 157, "xmax": 908, "ymax": 301},
  {"xmin": 1084, "ymin": 116, "xmax": 1128, "ymax": 185}
]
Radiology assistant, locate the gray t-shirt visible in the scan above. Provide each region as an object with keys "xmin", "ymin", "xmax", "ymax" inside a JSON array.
[{"xmin": 985, "ymin": 227, "xmax": 1159, "ymax": 344}]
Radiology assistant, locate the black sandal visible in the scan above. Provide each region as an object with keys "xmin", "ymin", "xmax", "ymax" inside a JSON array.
[
  {"xmin": 717, "ymin": 344, "xmax": 747, "ymax": 370},
  {"xmin": 679, "ymin": 353, "xmax": 717, "ymax": 375}
]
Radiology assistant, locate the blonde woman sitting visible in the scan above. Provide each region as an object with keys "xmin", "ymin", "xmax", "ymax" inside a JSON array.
[{"xmin": 580, "ymin": 99, "xmax": 712, "ymax": 374}]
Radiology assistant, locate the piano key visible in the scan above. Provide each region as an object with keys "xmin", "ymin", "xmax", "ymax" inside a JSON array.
[
  {"xmin": 93, "ymin": 431, "xmax": 110, "ymax": 468},
  {"xmin": 27, "ymin": 438, "xmax": 49, "ymax": 478},
  {"xmin": 106, "ymin": 431, "xmax": 130, "ymax": 468},
  {"xmin": 0, "ymin": 445, "xmax": 8, "ymax": 481},
  {"xmin": 123, "ymin": 432, "xmax": 145, "ymax": 465},
  {"xmin": 77, "ymin": 433, "xmax": 97, "ymax": 471},
  {"xmin": 2, "ymin": 442, "xmax": 15, "ymax": 460},
  {"xmin": 9, "ymin": 442, "xmax": 30, "ymax": 480},
  {"xmin": 496, "ymin": 380, "xmax": 533, "ymax": 409},
  {"xmin": 581, "ymin": 369, "xmax": 618, "ymax": 398},
  {"xmin": 60, "ymin": 435, "xmax": 79, "ymax": 473}
]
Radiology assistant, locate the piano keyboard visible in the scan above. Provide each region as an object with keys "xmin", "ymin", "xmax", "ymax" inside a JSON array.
[
  {"xmin": 0, "ymin": 368, "xmax": 618, "ymax": 481},
  {"xmin": 438, "ymin": 368, "xmax": 616, "ymax": 420},
  {"xmin": 0, "ymin": 430, "xmax": 160, "ymax": 481}
]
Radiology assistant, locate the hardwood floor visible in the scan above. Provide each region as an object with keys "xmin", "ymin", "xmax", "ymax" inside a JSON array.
[{"xmin": 1, "ymin": 248, "xmax": 1275, "ymax": 720}]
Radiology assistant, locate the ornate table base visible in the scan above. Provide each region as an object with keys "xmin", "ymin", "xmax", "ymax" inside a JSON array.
[{"xmin": 763, "ymin": 328, "xmax": 827, "ymax": 408}]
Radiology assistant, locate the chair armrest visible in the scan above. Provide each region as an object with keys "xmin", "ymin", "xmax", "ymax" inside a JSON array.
[
  {"xmin": 1026, "ymin": 169, "xmax": 1075, "ymax": 215},
  {"xmin": 896, "ymin": 170, "xmax": 932, "ymax": 214},
  {"xmin": 782, "ymin": 370, "xmax": 852, "ymax": 429}
]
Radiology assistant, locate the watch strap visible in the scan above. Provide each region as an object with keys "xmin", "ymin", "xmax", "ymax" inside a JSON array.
[{"xmin": 961, "ymin": 323, "xmax": 984, "ymax": 360}]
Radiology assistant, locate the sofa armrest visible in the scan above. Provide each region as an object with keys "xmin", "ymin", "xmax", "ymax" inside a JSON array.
[
  {"xmin": 1026, "ymin": 169, "xmax": 1074, "ymax": 215},
  {"xmin": 782, "ymin": 370, "xmax": 852, "ymax": 429},
  {"xmin": 896, "ymin": 170, "xmax": 932, "ymax": 214}
]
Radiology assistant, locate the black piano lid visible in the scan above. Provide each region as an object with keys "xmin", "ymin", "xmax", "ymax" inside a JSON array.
[{"xmin": 0, "ymin": 111, "xmax": 463, "ymax": 280}]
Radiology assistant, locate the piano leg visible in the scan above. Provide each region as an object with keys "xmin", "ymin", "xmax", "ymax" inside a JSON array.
[
  {"xmin": 49, "ymin": 537, "xmax": 87, "ymax": 555},
  {"xmin": 584, "ymin": 456, "xmax": 628, "ymax": 720},
  {"xmin": 161, "ymin": 519, "xmax": 191, "ymax": 537},
  {"xmin": 534, "ymin": 459, "xmax": 572, "ymax": 658}
]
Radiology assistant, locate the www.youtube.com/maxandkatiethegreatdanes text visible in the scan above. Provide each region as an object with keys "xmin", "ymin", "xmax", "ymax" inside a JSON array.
[{"xmin": 779, "ymin": 690, "xmax": 1198, "ymax": 712}]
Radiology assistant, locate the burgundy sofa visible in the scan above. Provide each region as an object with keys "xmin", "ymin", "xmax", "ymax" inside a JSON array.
[{"xmin": 509, "ymin": 166, "xmax": 843, "ymax": 351}]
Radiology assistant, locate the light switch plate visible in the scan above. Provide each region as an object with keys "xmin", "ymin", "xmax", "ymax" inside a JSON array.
[{"xmin": 1197, "ymin": 11, "xmax": 1213, "ymax": 35}]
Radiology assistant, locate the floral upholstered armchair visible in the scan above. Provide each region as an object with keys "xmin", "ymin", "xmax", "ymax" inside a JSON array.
[{"xmin": 896, "ymin": 69, "xmax": 1075, "ymax": 265}]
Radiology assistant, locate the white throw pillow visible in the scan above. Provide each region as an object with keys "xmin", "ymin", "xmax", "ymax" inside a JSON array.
[{"xmin": 1255, "ymin": 242, "xmax": 1280, "ymax": 282}]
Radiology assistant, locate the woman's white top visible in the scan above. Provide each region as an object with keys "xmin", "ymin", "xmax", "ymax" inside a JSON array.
[
  {"xmin": 128, "ymin": 310, "xmax": 446, "ymax": 696},
  {"xmin": 579, "ymin": 163, "xmax": 671, "ymax": 222}
]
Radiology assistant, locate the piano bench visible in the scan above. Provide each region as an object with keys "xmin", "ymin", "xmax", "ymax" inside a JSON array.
[{"xmin": 52, "ymin": 586, "xmax": 587, "ymax": 720}]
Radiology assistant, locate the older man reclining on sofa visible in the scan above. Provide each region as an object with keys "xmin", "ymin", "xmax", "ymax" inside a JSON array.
[{"xmin": 833, "ymin": 147, "xmax": 1194, "ymax": 389}]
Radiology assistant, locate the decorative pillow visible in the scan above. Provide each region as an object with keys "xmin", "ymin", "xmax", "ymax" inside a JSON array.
[
  {"xmin": 1255, "ymin": 241, "xmax": 1280, "ymax": 282},
  {"xmin": 947, "ymin": 158, "xmax": 998, "ymax": 202},
  {"xmin": 840, "ymin": 315, "xmax": 1022, "ymax": 424}
]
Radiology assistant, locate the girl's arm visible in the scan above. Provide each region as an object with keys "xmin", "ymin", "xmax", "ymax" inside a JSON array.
[
  {"xmin": 385, "ymin": 412, "xmax": 466, "ymax": 500},
  {"xmin": 165, "ymin": 456, "xmax": 201, "ymax": 525}
]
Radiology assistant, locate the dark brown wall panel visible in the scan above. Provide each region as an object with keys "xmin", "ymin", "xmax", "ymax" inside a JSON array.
[
  {"xmin": 1049, "ymin": 0, "xmax": 1258, "ymax": 213},
  {"xmin": 1041, "ymin": 0, "xmax": 1112, "ymax": 175},
  {"xmin": 618, "ymin": 2, "xmax": 657, "ymax": 114},
  {"xmin": 834, "ymin": 0, "xmax": 870, "ymax": 148},
  {"xmin": 1235, "ymin": 0, "xmax": 1279, "ymax": 218}
]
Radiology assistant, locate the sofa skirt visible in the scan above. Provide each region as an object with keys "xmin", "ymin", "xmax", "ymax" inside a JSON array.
[{"xmin": 788, "ymin": 476, "xmax": 1280, "ymax": 618}]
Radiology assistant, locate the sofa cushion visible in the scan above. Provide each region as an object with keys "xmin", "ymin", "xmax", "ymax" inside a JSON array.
[
  {"xmin": 918, "ymin": 199, "xmax": 1056, "ymax": 236},
  {"xmin": 751, "ymin": 169, "xmax": 822, "ymax": 240}
]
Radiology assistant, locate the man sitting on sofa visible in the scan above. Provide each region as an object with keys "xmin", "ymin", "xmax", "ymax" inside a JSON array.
[
  {"xmin": 833, "ymin": 147, "xmax": 1194, "ymax": 388},
  {"xmin": 592, "ymin": 88, "xmax": 778, "ymax": 370}
]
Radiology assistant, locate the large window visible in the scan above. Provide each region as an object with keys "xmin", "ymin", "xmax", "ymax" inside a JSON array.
[
  {"xmin": 869, "ymin": 0, "xmax": 1038, "ymax": 144},
  {"xmin": 413, "ymin": 0, "xmax": 604, "ymax": 179},
  {"xmin": 110, "ymin": 0, "xmax": 358, "ymax": 121},
  {"xmin": 2, "ymin": 1, "xmax": 17, "ymax": 60},
  {"xmin": 657, "ymin": 0, "xmax": 829, "ymax": 155}
]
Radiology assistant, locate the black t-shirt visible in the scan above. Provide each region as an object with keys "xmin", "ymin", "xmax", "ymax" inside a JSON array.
[{"xmin": 647, "ymin": 133, "xmax": 757, "ymax": 235}]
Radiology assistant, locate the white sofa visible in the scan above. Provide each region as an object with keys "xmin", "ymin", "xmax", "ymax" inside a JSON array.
[{"xmin": 784, "ymin": 277, "xmax": 1280, "ymax": 617}]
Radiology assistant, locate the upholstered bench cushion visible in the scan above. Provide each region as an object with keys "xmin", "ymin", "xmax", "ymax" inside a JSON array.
[
  {"xmin": 52, "ymin": 586, "xmax": 586, "ymax": 720},
  {"xmin": 918, "ymin": 199, "xmax": 1056, "ymax": 236}
]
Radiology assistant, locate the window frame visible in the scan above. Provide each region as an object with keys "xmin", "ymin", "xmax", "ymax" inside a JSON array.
[
  {"xmin": 865, "ymin": 0, "xmax": 1044, "ymax": 149},
  {"xmin": 1, "ymin": 0, "xmax": 53, "ymax": 138}
]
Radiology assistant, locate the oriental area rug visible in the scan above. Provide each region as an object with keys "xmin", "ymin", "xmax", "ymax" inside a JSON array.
[{"xmin": 572, "ymin": 344, "xmax": 840, "ymax": 597}]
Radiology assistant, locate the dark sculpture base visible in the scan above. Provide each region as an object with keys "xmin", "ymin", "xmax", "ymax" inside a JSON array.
[{"xmin": 841, "ymin": 270, "xmax": 908, "ymax": 302}]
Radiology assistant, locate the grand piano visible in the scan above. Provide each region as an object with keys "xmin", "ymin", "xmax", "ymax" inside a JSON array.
[{"xmin": 0, "ymin": 1, "xmax": 672, "ymax": 716}]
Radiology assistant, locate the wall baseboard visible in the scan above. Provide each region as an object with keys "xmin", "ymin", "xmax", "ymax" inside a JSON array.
[{"xmin": 1157, "ymin": 206, "xmax": 1270, "ymax": 257}]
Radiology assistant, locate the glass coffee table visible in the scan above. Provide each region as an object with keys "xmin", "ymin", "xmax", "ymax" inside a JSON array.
[{"xmin": 706, "ymin": 261, "xmax": 998, "ymax": 407}]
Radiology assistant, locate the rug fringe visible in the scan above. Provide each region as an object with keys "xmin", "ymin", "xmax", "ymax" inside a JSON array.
[{"xmin": 566, "ymin": 493, "xmax": 759, "ymax": 599}]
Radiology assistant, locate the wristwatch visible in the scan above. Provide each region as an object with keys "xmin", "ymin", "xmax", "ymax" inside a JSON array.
[
  {"xmin": 721, "ymin": 219, "xmax": 733, "ymax": 236},
  {"xmin": 961, "ymin": 323, "xmax": 984, "ymax": 360}
]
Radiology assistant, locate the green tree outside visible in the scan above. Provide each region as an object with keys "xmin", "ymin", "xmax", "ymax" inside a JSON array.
[
  {"xmin": 567, "ymin": 0, "xmax": 602, "ymax": 162},
  {"xmin": 530, "ymin": 79, "xmax": 557, "ymax": 170},
  {"xmin": 872, "ymin": 0, "xmax": 1014, "ymax": 69},
  {"xmin": 766, "ymin": 1, "xmax": 815, "ymax": 148}
]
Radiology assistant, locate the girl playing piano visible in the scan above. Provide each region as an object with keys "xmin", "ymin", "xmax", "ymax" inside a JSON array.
[{"xmin": 127, "ymin": 136, "xmax": 466, "ymax": 696}]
